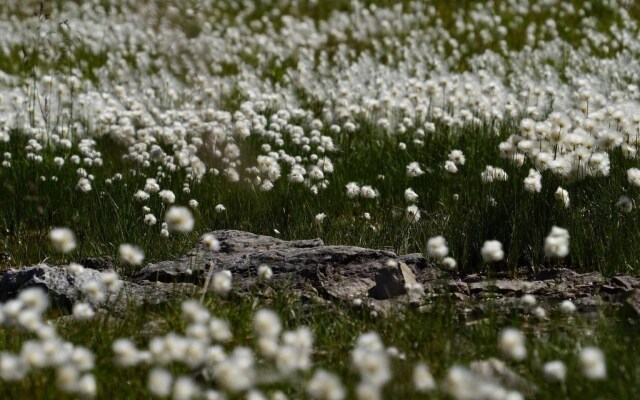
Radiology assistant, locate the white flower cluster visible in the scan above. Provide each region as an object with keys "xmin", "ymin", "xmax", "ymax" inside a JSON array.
[
  {"xmin": 544, "ymin": 226, "xmax": 570, "ymax": 258},
  {"xmin": 0, "ymin": 288, "xmax": 97, "ymax": 397}
]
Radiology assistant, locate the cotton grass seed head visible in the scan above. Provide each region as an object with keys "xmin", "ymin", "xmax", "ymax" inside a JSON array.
[
  {"xmin": 413, "ymin": 363, "xmax": 436, "ymax": 392},
  {"xmin": 481, "ymin": 240, "xmax": 504, "ymax": 263},
  {"xmin": 118, "ymin": 244, "xmax": 144, "ymax": 266},
  {"xmin": 49, "ymin": 228, "xmax": 76, "ymax": 253},
  {"xmin": 201, "ymin": 234, "xmax": 220, "ymax": 251},
  {"xmin": 544, "ymin": 226, "xmax": 570, "ymax": 258},
  {"xmin": 405, "ymin": 205, "xmax": 421, "ymax": 223},
  {"xmin": 580, "ymin": 347, "xmax": 606, "ymax": 380},
  {"xmin": 543, "ymin": 360, "xmax": 566, "ymax": 382},
  {"xmin": 307, "ymin": 369, "xmax": 346, "ymax": 400},
  {"xmin": 254, "ymin": 309, "xmax": 282, "ymax": 339},
  {"xmin": 442, "ymin": 257, "xmax": 457, "ymax": 270},
  {"xmin": 165, "ymin": 206, "xmax": 195, "ymax": 233},
  {"xmin": 559, "ymin": 299, "xmax": 577, "ymax": 314},
  {"xmin": 212, "ymin": 270, "xmax": 232, "ymax": 297},
  {"xmin": 499, "ymin": 328, "xmax": 526, "ymax": 361},
  {"xmin": 258, "ymin": 265, "xmax": 273, "ymax": 281},
  {"xmin": 427, "ymin": 236, "xmax": 449, "ymax": 259}
]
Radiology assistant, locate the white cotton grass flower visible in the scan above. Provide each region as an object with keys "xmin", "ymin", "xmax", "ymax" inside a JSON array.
[
  {"xmin": 543, "ymin": 360, "xmax": 567, "ymax": 382},
  {"xmin": 181, "ymin": 300, "xmax": 210, "ymax": 323},
  {"xmin": 254, "ymin": 309, "xmax": 282, "ymax": 338},
  {"xmin": 215, "ymin": 204, "xmax": 226, "ymax": 213},
  {"xmin": 406, "ymin": 205, "xmax": 421, "ymax": 223},
  {"xmin": 404, "ymin": 188, "xmax": 418, "ymax": 202},
  {"xmin": 524, "ymin": 168, "xmax": 542, "ymax": 193},
  {"xmin": 0, "ymin": 352, "xmax": 28, "ymax": 381},
  {"xmin": 627, "ymin": 168, "xmax": 640, "ymax": 187},
  {"xmin": 158, "ymin": 189, "xmax": 176, "ymax": 204},
  {"xmin": 481, "ymin": 240, "xmax": 504, "ymax": 263},
  {"xmin": 100, "ymin": 271, "xmax": 123, "ymax": 293},
  {"xmin": 72, "ymin": 303, "xmax": 95, "ymax": 320},
  {"xmin": 449, "ymin": 150, "xmax": 466, "ymax": 165},
  {"xmin": 427, "ymin": 236, "xmax": 449, "ymax": 259},
  {"xmin": 559, "ymin": 299, "xmax": 577, "ymax": 314},
  {"xmin": 520, "ymin": 294, "xmax": 537, "ymax": 308},
  {"xmin": 71, "ymin": 347, "xmax": 95, "ymax": 371},
  {"xmin": 148, "ymin": 368, "xmax": 173, "ymax": 397},
  {"xmin": 56, "ymin": 364, "xmax": 79, "ymax": 391},
  {"xmin": 134, "ymin": 190, "xmax": 150, "ymax": 202},
  {"xmin": 499, "ymin": 328, "xmax": 526, "ymax": 361},
  {"xmin": 277, "ymin": 327, "xmax": 314, "ymax": 375},
  {"xmin": 352, "ymin": 332, "xmax": 391, "ymax": 388},
  {"xmin": 18, "ymin": 309, "xmax": 43, "ymax": 331},
  {"xmin": 442, "ymin": 365, "xmax": 483, "ymax": 400},
  {"xmin": 212, "ymin": 270, "xmax": 232, "ymax": 297},
  {"xmin": 201, "ymin": 234, "xmax": 220, "ymax": 251},
  {"xmin": 413, "ymin": 363, "xmax": 436, "ymax": 392},
  {"xmin": 580, "ymin": 347, "xmax": 606, "ymax": 380},
  {"xmin": 118, "ymin": 244, "xmax": 144, "ymax": 266},
  {"xmin": 442, "ymin": 257, "xmax": 457, "ymax": 270},
  {"xmin": 552, "ymin": 189, "xmax": 569, "ymax": 211},
  {"xmin": 544, "ymin": 226, "xmax": 570, "ymax": 258},
  {"xmin": 144, "ymin": 213, "xmax": 157, "ymax": 226},
  {"xmin": 144, "ymin": 179, "xmax": 160, "ymax": 194},
  {"xmin": 315, "ymin": 213, "xmax": 327, "ymax": 223},
  {"xmin": 360, "ymin": 186, "xmax": 378, "ymax": 199},
  {"xmin": 18, "ymin": 287, "xmax": 49, "ymax": 314},
  {"xmin": 356, "ymin": 383, "xmax": 381, "ymax": 400},
  {"xmin": 346, "ymin": 182, "xmax": 360, "ymax": 198},
  {"xmin": 213, "ymin": 347, "xmax": 255, "ymax": 392},
  {"xmin": 76, "ymin": 373, "xmax": 97, "ymax": 398},
  {"xmin": 166, "ymin": 206, "xmax": 195, "ymax": 233},
  {"xmin": 406, "ymin": 161, "xmax": 425, "ymax": 177},
  {"xmin": 533, "ymin": 306, "xmax": 547, "ymax": 320},
  {"xmin": 481, "ymin": 165, "xmax": 508, "ymax": 183},
  {"xmin": 616, "ymin": 195, "xmax": 634, "ymax": 213},
  {"xmin": 173, "ymin": 375, "xmax": 200, "ymax": 400},
  {"xmin": 203, "ymin": 390, "xmax": 225, "ymax": 400},
  {"xmin": 17, "ymin": 341, "xmax": 44, "ymax": 369},
  {"xmin": 258, "ymin": 265, "xmax": 273, "ymax": 281},
  {"xmin": 112, "ymin": 339, "xmax": 144, "ymax": 367},
  {"xmin": 49, "ymin": 228, "xmax": 77, "ymax": 253},
  {"xmin": 209, "ymin": 318, "xmax": 232, "ymax": 343},
  {"xmin": 307, "ymin": 369, "xmax": 346, "ymax": 400},
  {"xmin": 189, "ymin": 199, "xmax": 198, "ymax": 209},
  {"xmin": 444, "ymin": 160, "xmax": 458, "ymax": 173},
  {"xmin": 82, "ymin": 280, "xmax": 106, "ymax": 305},
  {"xmin": 76, "ymin": 177, "xmax": 92, "ymax": 193}
]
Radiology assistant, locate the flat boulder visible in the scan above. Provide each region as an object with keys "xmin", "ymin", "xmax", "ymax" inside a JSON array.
[{"xmin": 134, "ymin": 230, "xmax": 435, "ymax": 302}]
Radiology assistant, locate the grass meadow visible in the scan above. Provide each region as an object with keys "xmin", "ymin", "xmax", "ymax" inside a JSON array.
[{"xmin": 0, "ymin": 0, "xmax": 640, "ymax": 398}]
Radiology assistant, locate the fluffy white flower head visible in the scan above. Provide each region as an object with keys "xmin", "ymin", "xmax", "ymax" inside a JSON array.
[
  {"xmin": 481, "ymin": 240, "xmax": 504, "ymax": 262},
  {"xmin": 49, "ymin": 228, "xmax": 77, "ymax": 253},
  {"xmin": 166, "ymin": 206, "xmax": 195, "ymax": 233}
]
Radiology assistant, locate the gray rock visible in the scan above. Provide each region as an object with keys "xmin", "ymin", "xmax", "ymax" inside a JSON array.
[
  {"xmin": 135, "ymin": 230, "xmax": 435, "ymax": 302},
  {"xmin": 626, "ymin": 290, "xmax": 640, "ymax": 316},
  {"xmin": 612, "ymin": 276, "xmax": 640, "ymax": 291},
  {"xmin": 79, "ymin": 256, "xmax": 115, "ymax": 271},
  {"xmin": 368, "ymin": 265, "xmax": 406, "ymax": 300},
  {"xmin": 0, "ymin": 264, "xmax": 193, "ymax": 314}
]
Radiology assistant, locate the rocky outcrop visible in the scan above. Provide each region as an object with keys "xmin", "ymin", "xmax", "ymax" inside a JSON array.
[
  {"xmin": 1, "ymin": 231, "xmax": 639, "ymax": 317},
  {"xmin": 134, "ymin": 230, "xmax": 436, "ymax": 303},
  {"xmin": 0, "ymin": 264, "xmax": 196, "ymax": 313}
]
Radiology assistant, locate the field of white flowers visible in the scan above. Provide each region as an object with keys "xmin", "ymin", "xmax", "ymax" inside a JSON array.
[{"xmin": 1, "ymin": 0, "xmax": 640, "ymax": 398}]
